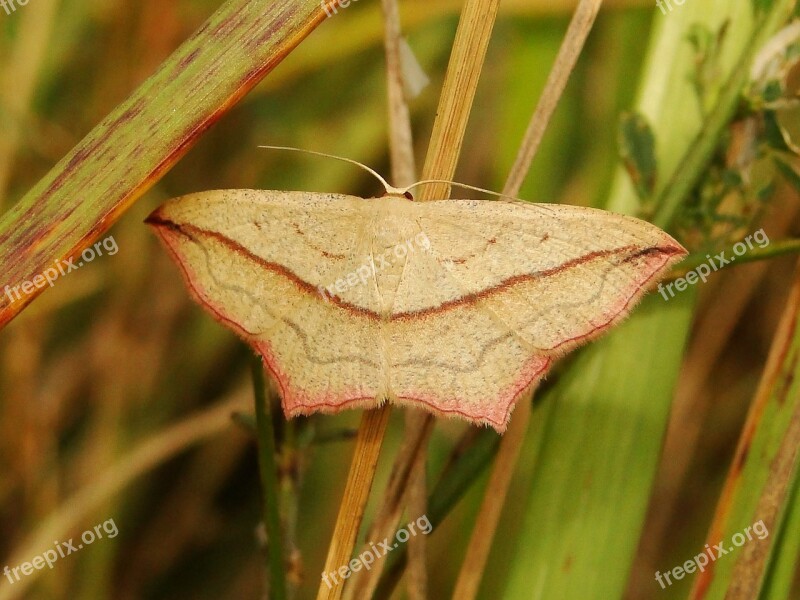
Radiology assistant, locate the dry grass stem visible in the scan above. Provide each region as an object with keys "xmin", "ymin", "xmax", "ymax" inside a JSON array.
[
  {"xmin": 343, "ymin": 411, "xmax": 434, "ymax": 599},
  {"xmin": 0, "ymin": 393, "xmax": 249, "ymax": 600},
  {"xmin": 450, "ymin": 396, "xmax": 532, "ymax": 599},
  {"xmin": 503, "ymin": 0, "xmax": 604, "ymax": 197},
  {"xmin": 320, "ymin": 3, "xmax": 419, "ymax": 598},
  {"xmin": 406, "ymin": 422, "xmax": 430, "ymax": 600},
  {"xmin": 381, "ymin": 0, "xmax": 417, "ymax": 188},
  {"xmin": 316, "ymin": 405, "xmax": 392, "ymax": 600},
  {"xmin": 419, "ymin": 0, "xmax": 502, "ymax": 201},
  {"xmin": 340, "ymin": 0, "xmax": 502, "ymax": 594}
]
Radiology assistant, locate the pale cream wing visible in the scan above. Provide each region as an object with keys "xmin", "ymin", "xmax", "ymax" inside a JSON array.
[
  {"xmin": 381, "ymin": 199, "xmax": 684, "ymax": 431},
  {"xmin": 400, "ymin": 199, "xmax": 685, "ymax": 354},
  {"xmin": 387, "ymin": 304, "xmax": 551, "ymax": 431},
  {"xmin": 146, "ymin": 190, "xmax": 390, "ymax": 417}
]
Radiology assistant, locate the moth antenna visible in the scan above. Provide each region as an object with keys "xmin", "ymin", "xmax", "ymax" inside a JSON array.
[
  {"xmin": 258, "ymin": 145, "xmax": 404, "ymax": 196},
  {"xmin": 402, "ymin": 179, "xmax": 523, "ymax": 202}
]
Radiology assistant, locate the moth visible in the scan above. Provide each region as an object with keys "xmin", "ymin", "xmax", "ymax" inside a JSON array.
[{"xmin": 147, "ymin": 149, "xmax": 685, "ymax": 432}]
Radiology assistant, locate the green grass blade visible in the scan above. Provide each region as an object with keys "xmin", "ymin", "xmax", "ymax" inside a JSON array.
[
  {"xmin": 0, "ymin": 0, "xmax": 326, "ymax": 328},
  {"xmin": 690, "ymin": 268, "xmax": 800, "ymax": 600},
  {"xmin": 502, "ymin": 294, "xmax": 695, "ymax": 599},
  {"xmin": 761, "ymin": 474, "xmax": 800, "ymax": 600}
]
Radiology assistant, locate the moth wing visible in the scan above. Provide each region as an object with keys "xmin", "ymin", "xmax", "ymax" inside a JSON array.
[
  {"xmin": 147, "ymin": 190, "xmax": 389, "ymax": 416},
  {"xmin": 382, "ymin": 199, "xmax": 684, "ymax": 430}
]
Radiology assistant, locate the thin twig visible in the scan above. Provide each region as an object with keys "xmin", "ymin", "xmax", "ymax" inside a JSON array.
[
  {"xmin": 380, "ymin": 2, "xmax": 433, "ymax": 595},
  {"xmin": 420, "ymin": 0, "xmax": 502, "ymax": 202},
  {"xmin": 322, "ymin": 2, "xmax": 424, "ymax": 599},
  {"xmin": 355, "ymin": 0, "xmax": 503, "ymax": 596},
  {"xmin": 373, "ymin": 429, "xmax": 502, "ymax": 598},
  {"xmin": 329, "ymin": 0, "xmax": 501, "ymax": 596},
  {"xmin": 503, "ymin": 0, "xmax": 603, "ymax": 197},
  {"xmin": 315, "ymin": 2, "xmax": 419, "ymax": 591},
  {"xmin": 382, "ymin": 0, "xmax": 416, "ymax": 188},
  {"xmin": 252, "ymin": 356, "xmax": 288, "ymax": 600},
  {"xmin": 406, "ymin": 415, "xmax": 430, "ymax": 600},
  {"xmin": 450, "ymin": 397, "xmax": 531, "ymax": 599}
]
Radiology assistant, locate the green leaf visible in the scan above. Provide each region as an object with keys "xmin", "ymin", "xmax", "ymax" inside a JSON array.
[
  {"xmin": 503, "ymin": 295, "xmax": 694, "ymax": 599},
  {"xmin": 618, "ymin": 112, "xmax": 658, "ymax": 203}
]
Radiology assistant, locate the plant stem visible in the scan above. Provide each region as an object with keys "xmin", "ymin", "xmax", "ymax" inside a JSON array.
[
  {"xmin": 343, "ymin": 412, "xmax": 434, "ymax": 599},
  {"xmin": 453, "ymin": 2, "xmax": 604, "ymax": 596},
  {"xmin": 668, "ymin": 237, "xmax": 800, "ymax": 280},
  {"xmin": 419, "ymin": 0, "xmax": 502, "ymax": 202},
  {"xmin": 503, "ymin": 0, "xmax": 604, "ymax": 197},
  {"xmin": 374, "ymin": 428, "xmax": 501, "ymax": 598},
  {"xmin": 251, "ymin": 355, "xmax": 287, "ymax": 600},
  {"xmin": 316, "ymin": 405, "xmax": 392, "ymax": 600}
]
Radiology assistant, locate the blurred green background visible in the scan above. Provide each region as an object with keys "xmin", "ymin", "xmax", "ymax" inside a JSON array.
[{"xmin": 1, "ymin": 0, "xmax": 799, "ymax": 598}]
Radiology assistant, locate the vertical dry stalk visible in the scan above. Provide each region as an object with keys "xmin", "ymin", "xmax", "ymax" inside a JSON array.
[
  {"xmin": 343, "ymin": 412, "xmax": 434, "ymax": 599},
  {"xmin": 452, "ymin": 1, "xmax": 604, "ymax": 597},
  {"xmin": 419, "ymin": 0, "xmax": 502, "ymax": 202},
  {"xmin": 450, "ymin": 396, "xmax": 532, "ymax": 599},
  {"xmin": 324, "ymin": 0, "xmax": 499, "ymax": 599},
  {"xmin": 381, "ymin": 0, "xmax": 417, "ymax": 189},
  {"xmin": 316, "ymin": 1, "xmax": 417, "ymax": 598},
  {"xmin": 380, "ymin": 1, "xmax": 431, "ymax": 596},
  {"xmin": 503, "ymin": 0, "xmax": 604, "ymax": 197},
  {"xmin": 316, "ymin": 405, "xmax": 392, "ymax": 600},
  {"xmin": 405, "ymin": 414, "xmax": 430, "ymax": 600}
]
